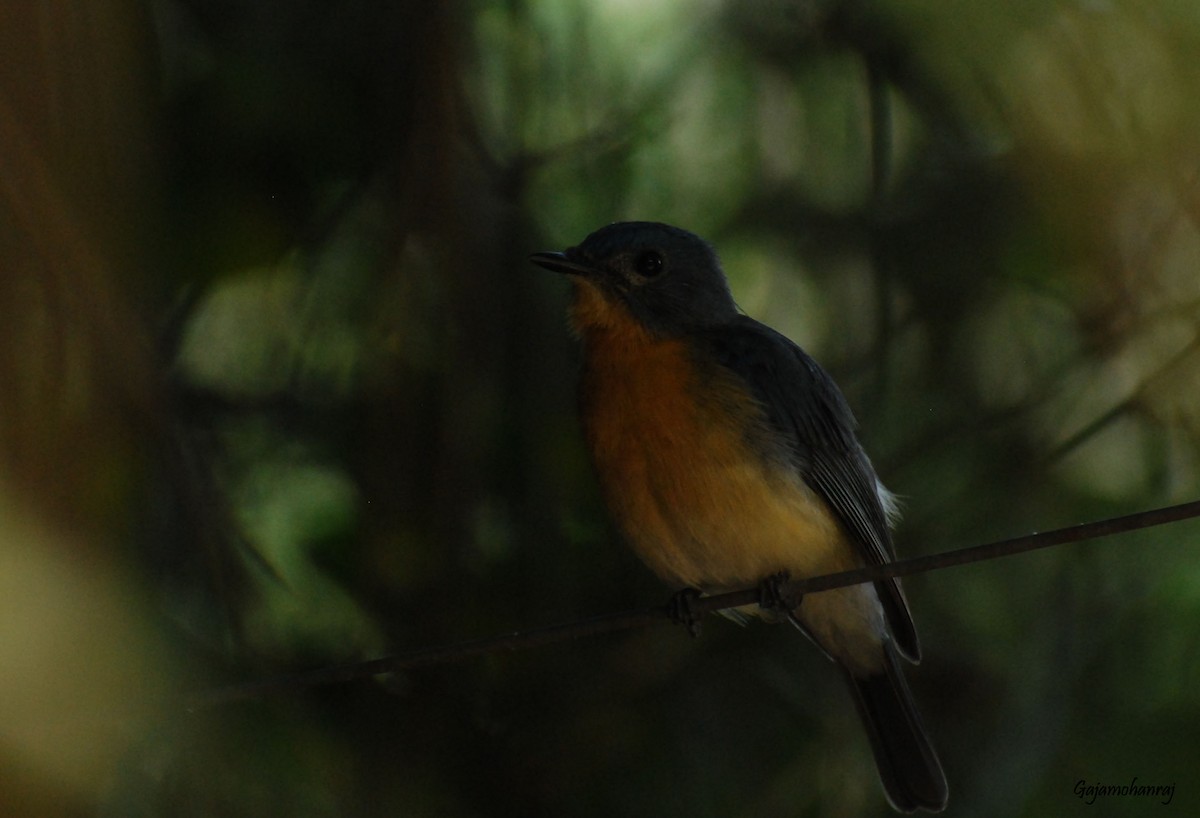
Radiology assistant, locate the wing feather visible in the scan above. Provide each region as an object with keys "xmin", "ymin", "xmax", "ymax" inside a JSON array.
[{"xmin": 698, "ymin": 316, "xmax": 920, "ymax": 661}]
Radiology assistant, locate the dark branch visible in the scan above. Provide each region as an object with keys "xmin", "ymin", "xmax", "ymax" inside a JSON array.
[{"xmin": 185, "ymin": 499, "xmax": 1200, "ymax": 710}]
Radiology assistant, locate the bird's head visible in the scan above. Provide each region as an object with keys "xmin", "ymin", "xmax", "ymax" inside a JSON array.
[{"xmin": 530, "ymin": 221, "xmax": 738, "ymax": 337}]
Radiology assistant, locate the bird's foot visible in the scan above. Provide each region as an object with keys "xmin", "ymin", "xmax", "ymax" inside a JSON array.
[
  {"xmin": 757, "ymin": 571, "xmax": 801, "ymax": 615},
  {"xmin": 666, "ymin": 587, "xmax": 703, "ymax": 637}
]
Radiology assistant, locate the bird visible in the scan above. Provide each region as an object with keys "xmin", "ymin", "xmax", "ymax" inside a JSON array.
[{"xmin": 530, "ymin": 221, "xmax": 948, "ymax": 813}]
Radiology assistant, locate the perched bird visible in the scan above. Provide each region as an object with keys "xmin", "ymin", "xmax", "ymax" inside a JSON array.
[{"xmin": 531, "ymin": 222, "xmax": 947, "ymax": 813}]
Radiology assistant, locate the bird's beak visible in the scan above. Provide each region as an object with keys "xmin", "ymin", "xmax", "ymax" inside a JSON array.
[{"xmin": 528, "ymin": 250, "xmax": 596, "ymax": 277}]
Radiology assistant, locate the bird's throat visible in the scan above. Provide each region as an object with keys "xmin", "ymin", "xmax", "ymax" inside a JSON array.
[{"xmin": 567, "ymin": 279, "xmax": 646, "ymax": 339}]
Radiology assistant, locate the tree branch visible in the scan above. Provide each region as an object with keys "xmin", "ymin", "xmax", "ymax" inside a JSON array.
[{"xmin": 185, "ymin": 498, "xmax": 1200, "ymax": 710}]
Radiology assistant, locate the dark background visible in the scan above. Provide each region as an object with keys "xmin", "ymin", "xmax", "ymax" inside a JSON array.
[{"xmin": 3, "ymin": 1, "xmax": 1199, "ymax": 816}]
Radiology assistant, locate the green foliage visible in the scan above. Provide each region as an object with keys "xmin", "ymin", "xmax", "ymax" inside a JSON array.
[{"xmin": 6, "ymin": 0, "xmax": 1200, "ymax": 815}]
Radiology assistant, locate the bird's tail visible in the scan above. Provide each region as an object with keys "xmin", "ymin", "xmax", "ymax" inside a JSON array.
[{"xmin": 845, "ymin": 645, "xmax": 948, "ymax": 813}]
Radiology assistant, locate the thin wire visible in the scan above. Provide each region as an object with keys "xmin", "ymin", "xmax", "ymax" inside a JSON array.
[{"xmin": 185, "ymin": 498, "xmax": 1200, "ymax": 711}]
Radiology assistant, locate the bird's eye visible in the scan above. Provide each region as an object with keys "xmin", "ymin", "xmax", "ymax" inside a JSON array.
[{"xmin": 634, "ymin": 250, "xmax": 665, "ymax": 278}]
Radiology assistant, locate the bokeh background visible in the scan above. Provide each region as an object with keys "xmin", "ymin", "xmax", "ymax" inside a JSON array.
[{"xmin": 4, "ymin": 1, "xmax": 1200, "ymax": 816}]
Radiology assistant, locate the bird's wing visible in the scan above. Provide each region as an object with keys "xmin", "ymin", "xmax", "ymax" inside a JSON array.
[{"xmin": 698, "ymin": 316, "xmax": 919, "ymax": 660}]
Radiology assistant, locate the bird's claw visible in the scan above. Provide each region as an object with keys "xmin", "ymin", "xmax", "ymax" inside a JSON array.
[
  {"xmin": 666, "ymin": 587, "xmax": 703, "ymax": 637},
  {"xmin": 758, "ymin": 571, "xmax": 801, "ymax": 615}
]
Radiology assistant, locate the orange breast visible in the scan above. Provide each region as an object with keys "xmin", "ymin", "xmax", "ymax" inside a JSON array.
[{"xmin": 574, "ymin": 282, "xmax": 856, "ymax": 590}]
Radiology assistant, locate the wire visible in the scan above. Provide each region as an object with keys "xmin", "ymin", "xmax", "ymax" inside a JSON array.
[{"xmin": 185, "ymin": 498, "xmax": 1200, "ymax": 710}]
